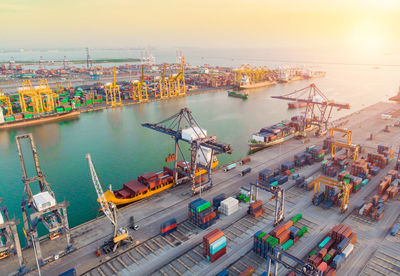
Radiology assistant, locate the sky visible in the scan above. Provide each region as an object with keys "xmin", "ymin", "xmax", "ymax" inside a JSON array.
[{"xmin": 1, "ymin": 0, "xmax": 400, "ymax": 53}]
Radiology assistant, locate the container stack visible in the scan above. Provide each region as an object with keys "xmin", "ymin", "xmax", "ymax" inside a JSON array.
[
  {"xmin": 351, "ymin": 158, "xmax": 369, "ymax": 179},
  {"xmin": 219, "ymin": 197, "xmax": 239, "ymax": 216},
  {"xmin": 281, "ymin": 161, "xmax": 295, "ymax": 175},
  {"xmin": 203, "ymin": 229, "xmax": 226, "ymax": 262},
  {"xmin": 377, "ymin": 143, "xmax": 394, "ymax": 160},
  {"xmin": 213, "ymin": 193, "xmax": 226, "ymax": 209},
  {"xmin": 322, "ymin": 160, "xmax": 337, "ymax": 178},
  {"xmin": 252, "ymin": 214, "xmax": 307, "ymax": 259},
  {"xmin": 323, "ymin": 136, "xmax": 334, "ymax": 151},
  {"xmin": 306, "ymin": 145, "xmax": 325, "ymax": 162},
  {"xmin": 248, "ymin": 200, "xmax": 264, "ymax": 218},
  {"xmin": 294, "ymin": 152, "xmax": 307, "ymax": 167},
  {"xmin": 160, "ymin": 218, "xmax": 177, "ymax": 236},
  {"xmin": 188, "ymin": 198, "xmax": 218, "ymax": 229},
  {"xmin": 307, "ymin": 224, "xmax": 356, "ymax": 275},
  {"xmin": 367, "ymin": 153, "xmax": 388, "ymax": 169}
]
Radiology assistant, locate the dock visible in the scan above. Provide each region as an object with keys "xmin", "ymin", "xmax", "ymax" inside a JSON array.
[{"xmin": 1, "ymin": 101, "xmax": 400, "ymax": 276}]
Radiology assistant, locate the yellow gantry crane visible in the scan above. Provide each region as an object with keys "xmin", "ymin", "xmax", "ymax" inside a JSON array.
[
  {"xmin": 0, "ymin": 89, "xmax": 13, "ymax": 116},
  {"xmin": 329, "ymin": 128, "xmax": 352, "ymax": 145},
  {"xmin": 18, "ymin": 80, "xmax": 44, "ymax": 114},
  {"xmin": 168, "ymin": 56, "xmax": 186, "ymax": 97},
  {"xmin": 157, "ymin": 63, "xmax": 169, "ymax": 99},
  {"xmin": 36, "ymin": 79, "xmax": 59, "ymax": 112},
  {"xmin": 131, "ymin": 65, "xmax": 148, "ymax": 103},
  {"xmin": 313, "ymin": 176, "xmax": 350, "ymax": 213},
  {"xmin": 329, "ymin": 128, "xmax": 359, "ymax": 162},
  {"xmin": 233, "ymin": 64, "xmax": 272, "ymax": 86},
  {"xmin": 105, "ymin": 67, "xmax": 122, "ymax": 107}
]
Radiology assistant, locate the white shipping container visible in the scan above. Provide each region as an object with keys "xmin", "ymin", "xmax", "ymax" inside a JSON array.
[
  {"xmin": 197, "ymin": 146, "xmax": 212, "ymax": 166},
  {"xmin": 342, "ymin": 243, "xmax": 354, "ymax": 258},
  {"xmin": 33, "ymin": 191, "xmax": 56, "ymax": 212},
  {"xmin": 359, "ymin": 205, "xmax": 365, "ymax": 216},
  {"xmin": 252, "ymin": 135, "xmax": 265, "ymax": 143},
  {"xmin": 0, "ymin": 212, "xmax": 4, "ymax": 224},
  {"xmin": 181, "ymin": 127, "xmax": 207, "ymax": 142},
  {"xmin": 381, "ymin": 114, "xmax": 392, "ymax": 120},
  {"xmin": 0, "ymin": 107, "xmax": 4, "ymax": 124},
  {"xmin": 221, "ymin": 197, "xmax": 239, "ymax": 208}
]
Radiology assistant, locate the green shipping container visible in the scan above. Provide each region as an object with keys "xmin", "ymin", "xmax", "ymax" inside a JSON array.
[
  {"xmin": 5, "ymin": 117, "xmax": 15, "ymax": 121},
  {"xmin": 196, "ymin": 201, "xmax": 211, "ymax": 213},
  {"xmin": 24, "ymin": 114, "xmax": 33, "ymax": 118},
  {"xmin": 290, "ymin": 213, "xmax": 303, "ymax": 223},
  {"xmin": 268, "ymin": 237, "xmax": 278, "ymax": 247},
  {"xmin": 243, "ymin": 196, "xmax": 250, "ymax": 203},
  {"xmin": 86, "ymin": 100, "xmax": 93, "ymax": 104},
  {"xmin": 323, "ymin": 253, "xmax": 331, "ymax": 262},
  {"xmin": 321, "ymin": 160, "xmax": 328, "ymax": 166},
  {"xmin": 290, "ymin": 168, "xmax": 294, "ymax": 173},
  {"xmin": 309, "ymin": 250, "xmax": 317, "ymax": 257},
  {"xmin": 299, "ymin": 226, "xmax": 308, "ymax": 238},
  {"xmin": 65, "ymin": 107, "xmax": 72, "ymax": 111},
  {"xmin": 270, "ymin": 181, "xmax": 278, "ymax": 186},
  {"xmin": 282, "ymin": 239, "xmax": 294, "ymax": 251},
  {"xmin": 238, "ymin": 194, "xmax": 244, "ymax": 200},
  {"xmin": 258, "ymin": 232, "xmax": 267, "ymax": 240}
]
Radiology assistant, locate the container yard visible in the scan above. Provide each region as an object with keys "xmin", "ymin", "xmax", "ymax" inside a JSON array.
[
  {"xmin": 0, "ymin": 97, "xmax": 399, "ymax": 276},
  {"xmin": 2, "ymin": 1, "xmax": 400, "ymax": 276}
]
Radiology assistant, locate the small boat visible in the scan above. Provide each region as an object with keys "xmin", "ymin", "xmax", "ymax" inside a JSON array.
[
  {"xmin": 288, "ymin": 101, "xmax": 307, "ymax": 109},
  {"xmin": 227, "ymin": 90, "xmax": 248, "ymax": 99}
]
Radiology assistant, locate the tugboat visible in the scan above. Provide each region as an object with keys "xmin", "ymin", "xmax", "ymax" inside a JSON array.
[{"xmin": 227, "ymin": 90, "xmax": 248, "ymax": 99}]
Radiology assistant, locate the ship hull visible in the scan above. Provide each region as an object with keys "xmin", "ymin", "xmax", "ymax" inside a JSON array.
[
  {"xmin": 227, "ymin": 91, "xmax": 248, "ymax": 99},
  {"xmin": 0, "ymin": 110, "xmax": 80, "ymax": 130},
  {"xmin": 238, "ymin": 80, "xmax": 276, "ymax": 90}
]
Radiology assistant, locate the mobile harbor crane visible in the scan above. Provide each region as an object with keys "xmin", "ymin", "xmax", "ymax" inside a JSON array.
[
  {"xmin": 142, "ymin": 107, "xmax": 232, "ymax": 195},
  {"xmin": 249, "ymin": 181, "xmax": 285, "ymax": 227},
  {"xmin": 0, "ymin": 199, "xmax": 25, "ymax": 274},
  {"xmin": 86, "ymin": 154, "xmax": 136, "ymax": 254},
  {"xmin": 16, "ymin": 133, "xmax": 73, "ymax": 266}
]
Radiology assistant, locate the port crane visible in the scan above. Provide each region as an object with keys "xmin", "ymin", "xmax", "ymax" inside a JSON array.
[
  {"xmin": 249, "ymin": 181, "xmax": 285, "ymax": 227},
  {"xmin": 16, "ymin": 133, "xmax": 73, "ymax": 266},
  {"xmin": 0, "ymin": 199, "xmax": 25, "ymax": 273},
  {"xmin": 168, "ymin": 56, "xmax": 186, "ymax": 97},
  {"xmin": 142, "ymin": 107, "xmax": 232, "ymax": 195},
  {"xmin": 271, "ymin": 84, "xmax": 350, "ymax": 136},
  {"xmin": 313, "ymin": 176, "xmax": 350, "ymax": 213},
  {"xmin": 0, "ymin": 89, "xmax": 13, "ymax": 116},
  {"xmin": 105, "ymin": 67, "xmax": 122, "ymax": 107},
  {"xmin": 86, "ymin": 154, "xmax": 134, "ymax": 253},
  {"xmin": 265, "ymin": 244, "xmax": 322, "ymax": 276},
  {"xmin": 18, "ymin": 80, "xmax": 44, "ymax": 114},
  {"xmin": 131, "ymin": 65, "xmax": 148, "ymax": 103}
]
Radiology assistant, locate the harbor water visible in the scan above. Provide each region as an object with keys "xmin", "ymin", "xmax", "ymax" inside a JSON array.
[{"xmin": 1, "ymin": 51, "xmax": 400, "ymax": 244}]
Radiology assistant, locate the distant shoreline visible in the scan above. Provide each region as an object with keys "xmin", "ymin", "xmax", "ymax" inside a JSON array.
[{"xmin": 0, "ymin": 58, "xmax": 141, "ymax": 65}]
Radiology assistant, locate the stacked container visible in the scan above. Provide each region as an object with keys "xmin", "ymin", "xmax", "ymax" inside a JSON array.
[
  {"xmin": 248, "ymin": 200, "xmax": 264, "ymax": 218},
  {"xmin": 203, "ymin": 229, "xmax": 226, "ymax": 262},
  {"xmin": 160, "ymin": 218, "xmax": 177, "ymax": 236},
  {"xmin": 219, "ymin": 197, "xmax": 239, "ymax": 216},
  {"xmin": 188, "ymin": 198, "xmax": 218, "ymax": 229}
]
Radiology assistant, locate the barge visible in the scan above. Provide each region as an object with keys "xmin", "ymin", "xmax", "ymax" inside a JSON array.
[
  {"xmin": 0, "ymin": 110, "xmax": 80, "ymax": 130},
  {"xmin": 227, "ymin": 90, "xmax": 248, "ymax": 99}
]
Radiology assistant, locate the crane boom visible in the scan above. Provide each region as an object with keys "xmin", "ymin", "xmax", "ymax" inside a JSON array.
[{"xmin": 86, "ymin": 154, "xmax": 115, "ymax": 226}]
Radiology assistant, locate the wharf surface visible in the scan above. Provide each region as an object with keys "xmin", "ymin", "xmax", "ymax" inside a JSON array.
[{"xmin": 1, "ymin": 101, "xmax": 400, "ymax": 276}]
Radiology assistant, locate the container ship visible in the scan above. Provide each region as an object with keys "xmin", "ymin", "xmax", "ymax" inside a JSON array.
[
  {"xmin": 237, "ymin": 76, "xmax": 276, "ymax": 90},
  {"xmin": 288, "ymin": 101, "xmax": 307, "ymax": 109},
  {"xmin": 0, "ymin": 108, "xmax": 80, "ymax": 130},
  {"xmin": 102, "ymin": 158, "xmax": 219, "ymax": 206},
  {"xmin": 227, "ymin": 90, "xmax": 248, "ymax": 99},
  {"xmin": 249, "ymin": 116, "xmax": 315, "ymax": 150}
]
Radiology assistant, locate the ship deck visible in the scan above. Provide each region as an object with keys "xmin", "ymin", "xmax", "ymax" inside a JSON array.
[{"xmin": 1, "ymin": 101, "xmax": 400, "ymax": 276}]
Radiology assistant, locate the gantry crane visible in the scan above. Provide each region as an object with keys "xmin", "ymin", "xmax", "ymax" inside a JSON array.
[
  {"xmin": 86, "ymin": 154, "xmax": 134, "ymax": 253},
  {"xmin": 0, "ymin": 89, "xmax": 13, "ymax": 116},
  {"xmin": 131, "ymin": 65, "xmax": 148, "ymax": 103},
  {"xmin": 18, "ymin": 80, "xmax": 44, "ymax": 114},
  {"xmin": 168, "ymin": 56, "xmax": 186, "ymax": 97},
  {"xmin": 142, "ymin": 108, "xmax": 232, "ymax": 195},
  {"xmin": 156, "ymin": 63, "xmax": 169, "ymax": 99},
  {"xmin": 313, "ymin": 176, "xmax": 350, "ymax": 213},
  {"xmin": 271, "ymin": 84, "xmax": 350, "ymax": 136},
  {"xmin": 331, "ymin": 142, "xmax": 359, "ymax": 162},
  {"xmin": 16, "ymin": 134, "xmax": 73, "ymax": 266},
  {"xmin": 265, "ymin": 244, "xmax": 322, "ymax": 276},
  {"xmin": 329, "ymin": 128, "xmax": 352, "ymax": 145},
  {"xmin": 249, "ymin": 180, "xmax": 285, "ymax": 226},
  {"xmin": 234, "ymin": 64, "xmax": 272, "ymax": 87},
  {"xmin": 36, "ymin": 80, "xmax": 59, "ymax": 112},
  {"xmin": 0, "ymin": 199, "xmax": 25, "ymax": 273},
  {"xmin": 104, "ymin": 67, "xmax": 122, "ymax": 107}
]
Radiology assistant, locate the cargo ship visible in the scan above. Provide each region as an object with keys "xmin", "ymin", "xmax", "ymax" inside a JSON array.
[
  {"xmin": 227, "ymin": 90, "xmax": 248, "ymax": 99},
  {"xmin": 102, "ymin": 158, "xmax": 219, "ymax": 206},
  {"xmin": 0, "ymin": 109, "xmax": 80, "ymax": 130},
  {"xmin": 288, "ymin": 101, "xmax": 307, "ymax": 109},
  {"xmin": 237, "ymin": 76, "xmax": 276, "ymax": 90},
  {"xmin": 249, "ymin": 116, "xmax": 316, "ymax": 150}
]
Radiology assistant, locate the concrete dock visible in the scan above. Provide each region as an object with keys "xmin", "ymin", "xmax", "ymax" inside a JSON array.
[{"xmin": 2, "ymin": 101, "xmax": 400, "ymax": 276}]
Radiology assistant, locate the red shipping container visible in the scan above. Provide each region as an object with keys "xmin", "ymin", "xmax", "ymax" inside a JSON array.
[
  {"xmin": 348, "ymin": 232, "xmax": 357, "ymax": 244},
  {"xmin": 314, "ymin": 256, "xmax": 323, "ymax": 267},
  {"xmin": 209, "ymin": 246, "xmax": 226, "ymax": 263},
  {"xmin": 328, "ymin": 248, "xmax": 336, "ymax": 258},
  {"xmin": 203, "ymin": 229, "xmax": 224, "ymax": 246},
  {"xmin": 287, "ymin": 272, "xmax": 296, "ymax": 276},
  {"xmin": 161, "ymin": 223, "xmax": 177, "ymax": 233},
  {"xmin": 381, "ymin": 193, "xmax": 389, "ymax": 202},
  {"xmin": 323, "ymin": 239, "xmax": 334, "ymax": 251},
  {"xmin": 317, "ymin": 262, "xmax": 328, "ymax": 272},
  {"xmin": 276, "ymin": 229, "xmax": 290, "ymax": 245},
  {"xmin": 319, "ymin": 248, "xmax": 327, "ymax": 258}
]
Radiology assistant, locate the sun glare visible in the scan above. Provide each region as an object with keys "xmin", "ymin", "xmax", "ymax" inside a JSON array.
[{"xmin": 348, "ymin": 20, "xmax": 385, "ymax": 57}]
